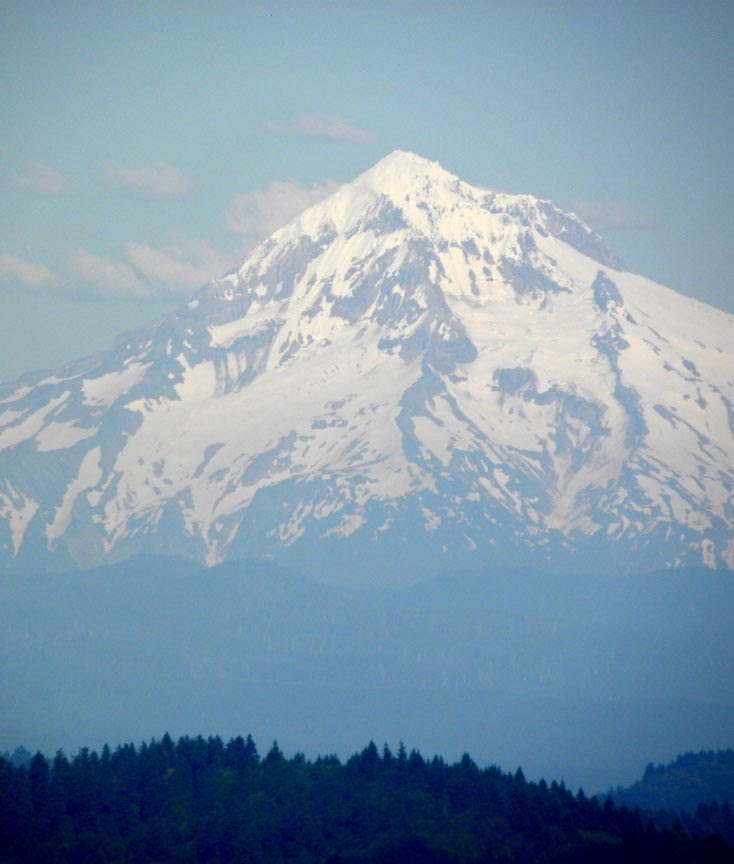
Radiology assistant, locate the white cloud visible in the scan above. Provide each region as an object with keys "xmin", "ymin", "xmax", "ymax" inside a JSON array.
[
  {"xmin": 0, "ymin": 253, "xmax": 57, "ymax": 290},
  {"xmin": 70, "ymin": 249, "xmax": 149, "ymax": 298},
  {"xmin": 11, "ymin": 161, "xmax": 72, "ymax": 196},
  {"xmin": 9, "ymin": 171, "xmax": 339, "ymax": 300},
  {"xmin": 226, "ymin": 179, "xmax": 341, "ymax": 239},
  {"xmin": 66, "ymin": 239, "xmax": 233, "ymax": 299},
  {"xmin": 124, "ymin": 240, "xmax": 233, "ymax": 293},
  {"xmin": 103, "ymin": 162, "xmax": 193, "ymax": 200},
  {"xmin": 268, "ymin": 113, "xmax": 371, "ymax": 143},
  {"xmin": 568, "ymin": 199, "xmax": 653, "ymax": 231}
]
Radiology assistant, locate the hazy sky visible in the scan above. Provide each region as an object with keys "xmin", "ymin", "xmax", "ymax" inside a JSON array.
[{"xmin": 1, "ymin": 1, "xmax": 732, "ymax": 381}]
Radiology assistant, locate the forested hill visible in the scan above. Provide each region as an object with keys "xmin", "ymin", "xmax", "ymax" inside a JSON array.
[
  {"xmin": 609, "ymin": 750, "xmax": 734, "ymax": 844},
  {"xmin": 1, "ymin": 735, "xmax": 731, "ymax": 864},
  {"xmin": 612, "ymin": 749, "xmax": 734, "ymax": 813}
]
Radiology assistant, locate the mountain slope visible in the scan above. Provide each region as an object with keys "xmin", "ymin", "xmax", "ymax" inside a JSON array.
[{"xmin": 1, "ymin": 151, "xmax": 732, "ymax": 581}]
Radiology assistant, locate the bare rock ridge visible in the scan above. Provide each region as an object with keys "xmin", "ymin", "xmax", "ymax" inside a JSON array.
[{"xmin": 1, "ymin": 151, "xmax": 732, "ymax": 581}]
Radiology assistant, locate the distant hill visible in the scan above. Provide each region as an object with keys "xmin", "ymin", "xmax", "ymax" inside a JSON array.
[
  {"xmin": 610, "ymin": 750, "xmax": 734, "ymax": 844},
  {"xmin": 612, "ymin": 750, "xmax": 734, "ymax": 814},
  {"xmin": 3, "ymin": 557, "xmax": 734, "ymax": 792}
]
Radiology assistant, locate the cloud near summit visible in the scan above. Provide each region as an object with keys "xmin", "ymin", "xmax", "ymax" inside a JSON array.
[
  {"xmin": 70, "ymin": 249, "xmax": 149, "ymax": 298},
  {"xmin": 68, "ymin": 178, "xmax": 339, "ymax": 299},
  {"xmin": 69, "ymin": 240, "xmax": 234, "ymax": 299},
  {"xmin": 0, "ymin": 253, "xmax": 57, "ymax": 290},
  {"xmin": 226, "ymin": 179, "xmax": 341, "ymax": 240},
  {"xmin": 11, "ymin": 161, "xmax": 72, "ymax": 197},
  {"xmin": 267, "ymin": 113, "xmax": 371, "ymax": 143},
  {"xmin": 103, "ymin": 162, "xmax": 193, "ymax": 200},
  {"xmin": 6, "ymin": 163, "xmax": 341, "ymax": 300},
  {"xmin": 568, "ymin": 199, "xmax": 654, "ymax": 232},
  {"xmin": 123, "ymin": 240, "xmax": 233, "ymax": 293}
]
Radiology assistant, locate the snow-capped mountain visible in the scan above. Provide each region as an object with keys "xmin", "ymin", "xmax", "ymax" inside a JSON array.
[{"xmin": 1, "ymin": 151, "xmax": 733, "ymax": 581}]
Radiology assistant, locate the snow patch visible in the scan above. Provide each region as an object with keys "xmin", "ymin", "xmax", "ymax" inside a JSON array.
[
  {"xmin": 82, "ymin": 363, "xmax": 150, "ymax": 407},
  {"xmin": 174, "ymin": 356, "xmax": 217, "ymax": 400},
  {"xmin": 0, "ymin": 393, "xmax": 69, "ymax": 451},
  {"xmin": 0, "ymin": 482, "xmax": 39, "ymax": 555},
  {"xmin": 35, "ymin": 421, "xmax": 97, "ymax": 452},
  {"xmin": 208, "ymin": 308, "xmax": 277, "ymax": 347},
  {"xmin": 46, "ymin": 447, "xmax": 103, "ymax": 544}
]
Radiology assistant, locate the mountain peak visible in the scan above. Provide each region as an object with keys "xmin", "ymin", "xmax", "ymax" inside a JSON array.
[
  {"xmin": 367, "ymin": 149, "xmax": 439, "ymax": 171},
  {"xmin": 282, "ymin": 150, "xmax": 468, "ymax": 243},
  {"xmin": 357, "ymin": 149, "xmax": 457, "ymax": 191},
  {"xmin": 1, "ymin": 155, "xmax": 733, "ymax": 580},
  {"xmin": 267, "ymin": 151, "xmax": 625, "ymax": 277}
]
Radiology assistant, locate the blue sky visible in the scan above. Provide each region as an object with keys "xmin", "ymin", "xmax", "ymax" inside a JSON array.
[{"xmin": 1, "ymin": 1, "xmax": 732, "ymax": 381}]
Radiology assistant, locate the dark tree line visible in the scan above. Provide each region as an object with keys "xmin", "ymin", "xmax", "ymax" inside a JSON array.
[{"xmin": 1, "ymin": 734, "xmax": 731, "ymax": 863}]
